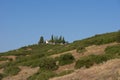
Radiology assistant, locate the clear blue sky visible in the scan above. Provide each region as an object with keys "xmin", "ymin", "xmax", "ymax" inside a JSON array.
[{"xmin": 0, "ymin": 0, "xmax": 120, "ymax": 52}]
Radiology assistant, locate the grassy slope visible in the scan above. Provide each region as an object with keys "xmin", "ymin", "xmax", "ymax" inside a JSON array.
[{"xmin": 0, "ymin": 31, "xmax": 120, "ymax": 80}]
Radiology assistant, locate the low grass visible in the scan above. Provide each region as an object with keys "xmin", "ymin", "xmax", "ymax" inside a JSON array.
[
  {"xmin": 76, "ymin": 46, "xmax": 86, "ymax": 53},
  {"xmin": 105, "ymin": 44, "xmax": 120, "ymax": 55},
  {"xmin": 28, "ymin": 70, "xmax": 56, "ymax": 80},
  {"xmin": 3, "ymin": 66, "xmax": 20, "ymax": 76},
  {"xmin": 0, "ymin": 57, "xmax": 10, "ymax": 61},
  {"xmin": 75, "ymin": 44, "xmax": 120, "ymax": 69},
  {"xmin": 57, "ymin": 70, "xmax": 74, "ymax": 77},
  {"xmin": 0, "ymin": 31, "xmax": 119, "ymax": 80}
]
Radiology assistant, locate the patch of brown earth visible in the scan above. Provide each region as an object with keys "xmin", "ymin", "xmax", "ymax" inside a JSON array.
[
  {"xmin": 50, "ymin": 42, "xmax": 118, "ymax": 60},
  {"xmin": 3, "ymin": 66, "xmax": 39, "ymax": 80},
  {"xmin": 50, "ymin": 59, "xmax": 120, "ymax": 80},
  {"xmin": 0, "ymin": 60, "xmax": 9, "ymax": 65},
  {"xmin": 2, "ymin": 56, "xmax": 16, "ymax": 61},
  {"xmin": 55, "ymin": 63, "xmax": 75, "ymax": 74},
  {"xmin": 0, "ymin": 68, "xmax": 4, "ymax": 74}
]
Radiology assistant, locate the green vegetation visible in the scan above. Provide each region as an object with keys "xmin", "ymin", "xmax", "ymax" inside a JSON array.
[
  {"xmin": 58, "ymin": 53, "xmax": 75, "ymax": 66},
  {"xmin": 76, "ymin": 46, "xmax": 86, "ymax": 53},
  {"xmin": 75, "ymin": 44, "xmax": 120, "ymax": 69},
  {"xmin": 72, "ymin": 32, "xmax": 118, "ymax": 49},
  {"xmin": 105, "ymin": 44, "xmax": 120, "ymax": 56},
  {"xmin": 38, "ymin": 36, "xmax": 45, "ymax": 44},
  {"xmin": 17, "ymin": 57, "xmax": 58, "ymax": 70},
  {"xmin": 3, "ymin": 66, "xmax": 20, "ymax": 76},
  {"xmin": 116, "ymin": 30, "xmax": 120, "ymax": 43},
  {"xmin": 28, "ymin": 70, "xmax": 56, "ymax": 80},
  {"xmin": 75, "ymin": 54, "xmax": 111, "ymax": 69},
  {"xmin": 0, "ymin": 31, "xmax": 120, "ymax": 80},
  {"xmin": 0, "ymin": 73, "xmax": 3, "ymax": 80},
  {"xmin": 0, "ymin": 57, "xmax": 11, "ymax": 61},
  {"xmin": 49, "ymin": 35, "xmax": 67, "ymax": 44},
  {"xmin": 38, "ymin": 57, "xmax": 58, "ymax": 70},
  {"xmin": 57, "ymin": 70, "xmax": 74, "ymax": 77}
]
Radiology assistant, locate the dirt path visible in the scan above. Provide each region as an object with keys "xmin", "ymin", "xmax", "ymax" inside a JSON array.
[
  {"xmin": 2, "ymin": 66, "xmax": 39, "ymax": 80},
  {"xmin": 50, "ymin": 59, "xmax": 120, "ymax": 80},
  {"xmin": 55, "ymin": 63, "xmax": 75, "ymax": 74},
  {"xmin": 2, "ymin": 56, "xmax": 17, "ymax": 61},
  {"xmin": 50, "ymin": 42, "xmax": 118, "ymax": 60},
  {"xmin": 51, "ymin": 42, "xmax": 118, "ymax": 74},
  {"xmin": 0, "ymin": 68, "xmax": 3, "ymax": 74},
  {"xmin": 0, "ymin": 61, "xmax": 9, "ymax": 65}
]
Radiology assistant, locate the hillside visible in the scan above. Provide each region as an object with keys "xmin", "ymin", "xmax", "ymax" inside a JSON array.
[
  {"xmin": 50, "ymin": 59, "xmax": 120, "ymax": 80},
  {"xmin": 0, "ymin": 31, "xmax": 120, "ymax": 80}
]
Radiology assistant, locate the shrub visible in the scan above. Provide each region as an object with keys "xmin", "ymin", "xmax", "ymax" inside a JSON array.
[
  {"xmin": 3, "ymin": 66, "xmax": 20, "ymax": 76},
  {"xmin": 105, "ymin": 44, "xmax": 120, "ymax": 55},
  {"xmin": 75, "ymin": 57, "xmax": 93, "ymax": 69},
  {"xmin": 58, "ymin": 53, "xmax": 75, "ymax": 66},
  {"xmin": 28, "ymin": 70, "xmax": 56, "ymax": 80},
  {"xmin": 76, "ymin": 46, "xmax": 86, "ymax": 53},
  {"xmin": 0, "ymin": 73, "xmax": 3, "ymax": 80},
  {"xmin": 0, "ymin": 57, "xmax": 9, "ymax": 61},
  {"xmin": 116, "ymin": 30, "xmax": 120, "ymax": 43},
  {"xmin": 39, "ymin": 57, "xmax": 58, "ymax": 70},
  {"xmin": 75, "ymin": 54, "xmax": 111, "ymax": 69}
]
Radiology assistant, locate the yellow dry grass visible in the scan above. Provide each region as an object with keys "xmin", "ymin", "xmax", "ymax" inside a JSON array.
[
  {"xmin": 50, "ymin": 59, "xmax": 120, "ymax": 80},
  {"xmin": 2, "ymin": 66, "xmax": 39, "ymax": 80}
]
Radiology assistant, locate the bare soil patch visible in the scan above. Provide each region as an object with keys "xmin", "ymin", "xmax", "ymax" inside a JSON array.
[
  {"xmin": 50, "ymin": 59, "xmax": 120, "ymax": 80},
  {"xmin": 50, "ymin": 42, "xmax": 118, "ymax": 60},
  {"xmin": 55, "ymin": 63, "xmax": 75, "ymax": 74},
  {"xmin": 2, "ymin": 66, "xmax": 39, "ymax": 80},
  {"xmin": 2, "ymin": 56, "xmax": 17, "ymax": 61}
]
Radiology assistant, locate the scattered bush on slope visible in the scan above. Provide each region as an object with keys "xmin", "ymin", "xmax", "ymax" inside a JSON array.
[{"xmin": 58, "ymin": 53, "xmax": 75, "ymax": 66}]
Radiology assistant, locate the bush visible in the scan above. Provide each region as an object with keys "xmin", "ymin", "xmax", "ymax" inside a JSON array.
[
  {"xmin": 58, "ymin": 53, "xmax": 75, "ymax": 66},
  {"xmin": 75, "ymin": 57, "xmax": 93, "ymax": 69},
  {"xmin": 28, "ymin": 70, "xmax": 56, "ymax": 80},
  {"xmin": 75, "ymin": 54, "xmax": 111, "ymax": 69},
  {"xmin": 39, "ymin": 57, "xmax": 58, "ymax": 70},
  {"xmin": 0, "ymin": 57, "xmax": 9, "ymax": 61},
  {"xmin": 0, "ymin": 73, "xmax": 3, "ymax": 80},
  {"xmin": 116, "ymin": 30, "xmax": 120, "ymax": 43},
  {"xmin": 76, "ymin": 46, "xmax": 86, "ymax": 53},
  {"xmin": 105, "ymin": 44, "xmax": 120, "ymax": 55},
  {"xmin": 3, "ymin": 66, "xmax": 20, "ymax": 76}
]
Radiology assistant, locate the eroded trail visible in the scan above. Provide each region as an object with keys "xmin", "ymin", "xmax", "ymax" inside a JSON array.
[
  {"xmin": 3, "ymin": 66, "xmax": 39, "ymax": 80},
  {"xmin": 50, "ymin": 59, "xmax": 120, "ymax": 80},
  {"xmin": 52, "ymin": 43, "xmax": 119, "ymax": 75},
  {"xmin": 50, "ymin": 42, "xmax": 118, "ymax": 60}
]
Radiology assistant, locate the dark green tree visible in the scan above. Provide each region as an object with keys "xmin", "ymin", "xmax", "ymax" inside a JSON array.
[
  {"xmin": 54, "ymin": 36, "xmax": 59, "ymax": 44},
  {"xmin": 116, "ymin": 30, "xmax": 120, "ymax": 43},
  {"xmin": 51, "ymin": 35, "xmax": 54, "ymax": 43},
  {"xmin": 58, "ymin": 36, "xmax": 62, "ymax": 43},
  {"xmin": 62, "ymin": 37, "xmax": 66, "ymax": 44},
  {"xmin": 38, "ymin": 36, "xmax": 44, "ymax": 44}
]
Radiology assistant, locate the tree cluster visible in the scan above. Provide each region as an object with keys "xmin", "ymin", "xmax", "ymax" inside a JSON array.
[
  {"xmin": 38, "ymin": 35, "xmax": 67, "ymax": 45},
  {"xmin": 49, "ymin": 35, "xmax": 66, "ymax": 44}
]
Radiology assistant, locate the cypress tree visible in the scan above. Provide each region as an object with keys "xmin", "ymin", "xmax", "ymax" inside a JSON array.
[
  {"xmin": 116, "ymin": 30, "xmax": 120, "ymax": 43},
  {"xmin": 51, "ymin": 35, "xmax": 54, "ymax": 43},
  {"xmin": 38, "ymin": 36, "xmax": 44, "ymax": 44},
  {"xmin": 62, "ymin": 37, "xmax": 66, "ymax": 44},
  {"xmin": 59, "ymin": 36, "xmax": 62, "ymax": 43}
]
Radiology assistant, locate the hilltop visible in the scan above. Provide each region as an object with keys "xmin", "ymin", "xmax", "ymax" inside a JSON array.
[{"xmin": 0, "ymin": 31, "xmax": 120, "ymax": 80}]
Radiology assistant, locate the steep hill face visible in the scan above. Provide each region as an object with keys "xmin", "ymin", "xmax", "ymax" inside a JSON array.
[
  {"xmin": 0, "ymin": 31, "xmax": 120, "ymax": 80},
  {"xmin": 50, "ymin": 59, "xmax": 120, "ymax": 80}
]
